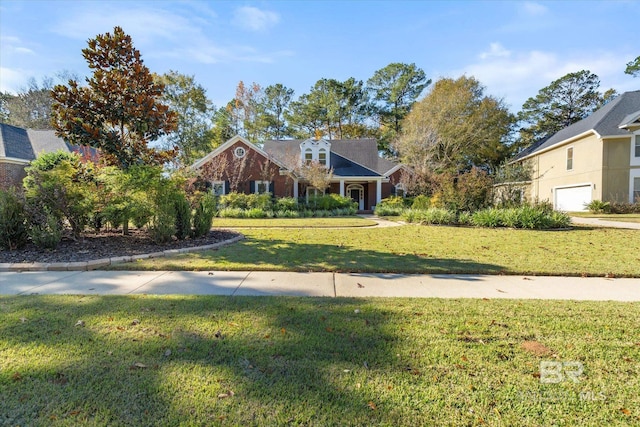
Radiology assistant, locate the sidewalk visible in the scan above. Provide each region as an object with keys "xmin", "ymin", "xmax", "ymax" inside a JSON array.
[
  {"xmin": 1, "ymin": 270, "xmax": 639, "ymax": 301},
  {"xmin": 570, "ymin": 216, "xmax": 640, "ymax": 229}
]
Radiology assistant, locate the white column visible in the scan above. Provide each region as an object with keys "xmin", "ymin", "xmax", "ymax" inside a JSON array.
[
  {"xmin": 293, "ymin": 178, "xmax": 299, "ymax": 198},
  {"xmin": 339, "ymin": 179, "xmax": 345, "ymax": 196},
  {"xmin": 376, "ymin": 179, "xmax": 382, "ymax": 205}
]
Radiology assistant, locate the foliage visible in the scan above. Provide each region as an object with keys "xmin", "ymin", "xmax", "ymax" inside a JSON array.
[
  {"xmin": 586, "ymin": 200, "xmax": 611, "ymax": 214},
  {"xmin": 287, "ymin": 77, "xmax": 372, "ymax": 140},
  {"xmin": 470, "ymin": 205, "xmax": 571, "ymax": 229},
  {"xmin": 23, "ymin": 151, "xmax": 97, "ymax": 238},
  {"xmin": 411, "ymin": 194, "xmax": 431, "ymax": 210},
  {"xmin": 0, "ymin": 188, "xmax": 28, "ymax": 250},
  {"xmin": 173, "ymin": 192, "xmax": 192, "ymax": 240},
  {"xmin": 191, "ymin": 193, "xmax": 216, "ymax": 238},
  {"xmin": 275, "ymin": 196, "xmax": 298, "ymax": 212},
  {"xmin": 27, "ymin": 209, "xmax": 62, "ymax": 249},
  {"xmin": 366, "ymin": 62, "xmax": 430, "ymax": 154},
  {"xmin": 374, "ymin": 196, "xmax": 409, "ymax": 216},
  {"xmin": 429, "ymin": 168, "xmax": 493, "ymax": 212},
  {"xmin": 306, "ymin": 194, "xmax": 356, "ymax": 211},
  {"xmin": 625, "ymin": 56, "xmax": 640, "ymax": 77},
  {"xmin": 517, "ymin": 70, "xmax": 616, "ymax": 146},
  {"xmin": 257, "ymin": 83, "xmax": 295, "ymax": 140},
  {"xmin": 608, "ymin": 200, "xmax": 640, "ymax": 214},
  {"xmin": 51, "ymin": 26, "xmax": 177, "ymax": 169},
  {"xmin": 156, "ymin": 71, "xmax": 214, "ymax": 166},
  {"xmin": 402, "ymin": 208, "xmax": 457, "ymax": 225},
  {"xmin": 298, "ymin": 161, "xmax": 333, "ymax": 194},
  {"xmin": 395, "ymin": 75, "xmax": 514, "ymax": 175},
  {"xmin": 219, "ymin": 192, "xmax": 273, "ymax": 211}
]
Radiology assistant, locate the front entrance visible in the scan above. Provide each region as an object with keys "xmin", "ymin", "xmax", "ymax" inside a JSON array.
[{"xmin": 346, "ymin": 184, "xmax": 365, "ymax": 211}]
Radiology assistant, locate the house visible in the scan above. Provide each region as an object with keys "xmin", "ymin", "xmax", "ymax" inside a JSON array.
[
  {"xmin": 0, "ymin": 122, "xmax": 97, "ymax": 190},
  {"xmin": 514, "ymin": 90, "xmax": 640, "ymax": 211},
  {"xmin": 191, "ymin": 135, "xmax": 406, "ymax": 211}
]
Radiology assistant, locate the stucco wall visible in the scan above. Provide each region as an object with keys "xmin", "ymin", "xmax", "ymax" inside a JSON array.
[
  {"xmin": 528, "ymin": 133, "xmax": 603, "ymax": 203},
  {"xmin": 602, "ymin": 136, "xmax": 632, "ymax": 202}
]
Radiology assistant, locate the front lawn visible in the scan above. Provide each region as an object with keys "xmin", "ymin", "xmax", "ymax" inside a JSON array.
[
  {"xmin": 1, "ymin": 295, "xmax": 638, "ymax": 426},
  {"xmin": 119, "ymin": 224, "xmax": 640, "ymax": 277},
  {"xmin": 212, "ymin": 217, "xmax": 378, "ymax": 228}
]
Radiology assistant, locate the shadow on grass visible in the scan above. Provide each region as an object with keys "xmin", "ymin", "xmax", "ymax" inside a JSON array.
[
  {"xmin": 155, "ymin": 236, "xmax": 507, "ymax": 274},
  {"xmin": 0, "ymin": 295, "xmax": 421, "ymax": 425}
]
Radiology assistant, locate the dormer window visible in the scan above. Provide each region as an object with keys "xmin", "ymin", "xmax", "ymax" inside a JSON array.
[
  {"xmin": 318, "ymin": 149, "xmax": 327, "ymax": 166},
  {"xmin": 299, "ymin": 138, "xmax": 331, "ymax": 168}
]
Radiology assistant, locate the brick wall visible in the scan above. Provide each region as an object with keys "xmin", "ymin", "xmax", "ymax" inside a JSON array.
[{"xmin": 0, "ymin": 161, "xmax": 27, "ymax": 191}]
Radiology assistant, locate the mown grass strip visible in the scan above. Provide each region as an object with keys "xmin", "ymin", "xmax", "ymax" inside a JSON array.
[
  {"xmin": 120, "ymin": 224, "xmax": 640, "ymax": 277},
  {"xmin": 1, "ymin": 295, "xmax": 639, "ymax": 426}
]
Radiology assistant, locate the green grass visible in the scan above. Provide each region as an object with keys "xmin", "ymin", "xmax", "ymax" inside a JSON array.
[
  {"xmin": 1, "ymin": 295, "xmax": 638, "ymax": 426},
  {"xmin": 119, "ymin": 224, "xmax": 640, "ymax": 277},
  {"xmin": 212, "ymin": 217, "xmax": 378, "ymax": 228},
  {"xmin": 571, "ymin": 213, "xmax": 640, "ymax": 220}
]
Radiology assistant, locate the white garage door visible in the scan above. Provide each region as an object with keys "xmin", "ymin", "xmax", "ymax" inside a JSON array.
[{"xmin": 555, "ymin": 185, "xmax": 592, "ymax": 212}]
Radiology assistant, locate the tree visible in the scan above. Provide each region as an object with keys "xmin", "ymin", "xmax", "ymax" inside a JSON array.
[
  {"xmin": 1, "ymin": 72, "xmax": 77, "ymax": 129},
  {"xmin": 287, "ymin": 78, "xmax": 371, "ymax": 140},
  {"xmin": 257, "ymin": 83, "xmax": 294, "ymax": 140},
  {"xmin": 211, "ymin": 104, "xmax": 236, "ymax": 147},
  {"xmin": 51, "ymin": 26, "xmax": 177, "ymax": 169},
  {"xmin": 367, "ymin": 63, "xmax": 430, "ymax": 154},
  {"xmin": 227, "ymin": 81, "xmax": 263, "ymax": 141},
  {"xmin": 625, "ymin": 56, "xmax": 640, "ymax": 77},
  {"xmin": 517, "ymin": 70, "xmax": 614, "ymax": 146},
  {"xmin": 395, "ymin": 76, "xmax": 514, "ymax": 176},
  {"xmin": 156, "ymin": 71, "xmax": 214, "ymax": 167}
]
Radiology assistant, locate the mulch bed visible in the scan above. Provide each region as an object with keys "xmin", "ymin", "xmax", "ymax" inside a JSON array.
[{"xmin": 0, "ymin": 228, "xmax": 241, "ymax": 264}]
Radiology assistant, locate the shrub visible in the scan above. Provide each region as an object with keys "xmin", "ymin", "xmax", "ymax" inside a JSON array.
[
  {"xmin": 471, "ymin": 208, "xmax": 502, "ymax": 228},
  {"xmin": 402, "ymin": 208, "xmax": 456, "ymax": 225},
  {"xmin": 0, "ymin": 188, "xmax": 28, "ymax": 250},
  {"xmin": 586, "ymin": 200, "xmax": 611, "ymax": 214},
  {"xmin": 275, "ymin": 197, "xmax": 298, "ymax": 212},
  {"xmin": 174, "ymin": 193, "xmax": 192, "ymax": 240},
  {"xmin": 457, "ymin": 211, "xmax": 473, "ymax": 226},
  {"xmin": 23, "ymin": 151, "xmax": 97, "ymax": 238},
  {"xmin": 192, "ymin": 194, "xmax": 216, "ymax": 238},
  {"xmin": 219, "ymin": 192, "xmax": 249, "ymax": 210},
  {"xmin": 411, "ymin": 195, "xmax": 431, "ymax": 210},
  {"xmin": 246, "ymin": 208, "xmax": 267, "ymax": 218},
  {"xmin": 374, "ymin": 204, "xmax": 405, "ymax": 216},
  {"xmin": 218, "ymin": 207, "xmax": 245, "ymax": 218},
  {"xmin": 28, "ymin": 211, "xmax": 62, "ymax": 249},
  {"xmin": 276, "ymin": 209, "xmax": 300, "ymax": 218}
]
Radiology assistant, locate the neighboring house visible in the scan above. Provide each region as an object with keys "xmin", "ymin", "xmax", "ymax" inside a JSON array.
[
  {"xmin": 191, "ymin": 135, "xmax": 405, "ymax": 211},
  {"xmin": 0, "ymin": 122, "xmax": 97, "ymax": 190},
  {"xmin": 514, "ymin": 90, "xmax": 640, "ymax": 211}
]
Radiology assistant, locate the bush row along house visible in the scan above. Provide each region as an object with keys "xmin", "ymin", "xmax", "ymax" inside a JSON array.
[
  {"xmin": 191, "ymin": 135, "xmax": 406, "ymax": 212},
  {"xmin": 0, "ymin": 122, "xmax": 98, "ymax": 190},
  {"xmin": 514, "ymin": 90, "xmax": 640, "ymax": 211}
]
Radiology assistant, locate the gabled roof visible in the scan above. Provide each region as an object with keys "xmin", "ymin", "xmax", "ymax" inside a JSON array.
[
  {"xmin": 262, "ymin": 138, "xmax": 399, "ymax": 177},
  {"xmin": 517, "ymin": 90, "xmax": 640, "ymax": 160},
  {"xmin": 1, "ymin": 122, "xmax": 98, "ymax": 162},
  {"xmin": 619, "ymin": 109, "xmax": 640, "ymax": 131},
  {"xmin": 191, "ymin": 134, "xmax": 288, "ymax": 170}
]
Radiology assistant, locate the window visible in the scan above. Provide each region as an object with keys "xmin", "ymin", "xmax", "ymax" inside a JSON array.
[
  {"xmin": 634, "ymin": 177, "xmax": 640, "ymax": 202},
  {"xmin": 304, "ymin": 149, "xmax": 313, "ymax": 164},
  {"xmin": 394, "ymin": 183, "xmax": 405, "ymax": 198},
  {"xmin": 306, "ymin": 187, "xmax": 322, "ymax": 201},
  {"xmin": 255, "ymin": 180, "xmax": 270, "ymax": 194},
  {"xmin": 566, "ymin": 147, "xmax": 573, "ymax": 171},
  {"xmin": 234, "ymin": 146, "xmax": 246, "ymax": 158},
  {"xmin": 212, "ymin": 181, "xmax": 225, "ymax": 196},
  {"xmin": 635, "ymin": 135, "xmax": 640, "ymax": 158},
  {"xmin": 318, "ymin": 149, "xmax": 327, "ymax": 165}
]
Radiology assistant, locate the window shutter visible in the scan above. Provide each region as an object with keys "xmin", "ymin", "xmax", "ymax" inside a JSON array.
[
  {"xmin": 391, "ymin": 185, "xmax": 396, "ymax": 196},
  {"xmin": 224, "ymin": 181, "xmax": 230, "ymax": 194},
  {"xmin": 250, "ymin": 181, "xmax": 255, "ymax": 193},
  {"xmin": 269, "ymin": 181, "xmax": 274, "ymax": 193}
]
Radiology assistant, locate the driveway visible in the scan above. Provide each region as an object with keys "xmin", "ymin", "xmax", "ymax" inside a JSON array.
[{"xmin": 570, "ymin": 216, "xmax": 640, "ymax": 230}]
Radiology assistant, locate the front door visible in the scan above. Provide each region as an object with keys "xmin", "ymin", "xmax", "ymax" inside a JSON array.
[{"xmin": 347, "ymin": 184, "xmax": 365, "ymax": 210}]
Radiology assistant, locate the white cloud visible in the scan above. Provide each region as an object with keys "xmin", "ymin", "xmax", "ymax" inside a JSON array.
[
  {"xmin": 0, "ymin": 67, "xmax": 27, "ymax": 94},
  {"xmin": 0, "ymin": 35, "xmax": 35, "ymax": 55},
  {"xmin": 458, "ymin": 44, "xmax": 636, "ymax": 110},
  {"xmin": 479, "ymin": 43, "xmax": 510, "ymax": 60},
  {"xmin": 522, "ymin": 2, "xmax": 548, "ymax": 17},
  {"xmin": 232, "ymin": 6, "xmax": 280, "ymax": 32}
]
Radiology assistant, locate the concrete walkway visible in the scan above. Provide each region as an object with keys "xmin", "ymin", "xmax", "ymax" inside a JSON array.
[
  {"xmin": 1, "ymin": 270, "xmax": 639, "ymax": 301},
  {"xmin": 570, "ymin": 216, "xmax": 640, "ymax": 229}
]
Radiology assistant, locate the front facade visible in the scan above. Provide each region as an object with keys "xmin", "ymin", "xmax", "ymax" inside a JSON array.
[
  {"xmin": 191, "ymin": 135, "xmax": 405, "ymax": 211},
  {"xmin": 515, "ymin": 91, "xmax": 640, "ymax": 211}
]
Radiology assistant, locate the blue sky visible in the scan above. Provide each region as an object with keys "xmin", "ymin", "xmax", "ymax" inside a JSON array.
[{"xmin": 1, "ymin": 0, "xmax": 638, "ymax": 113}]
